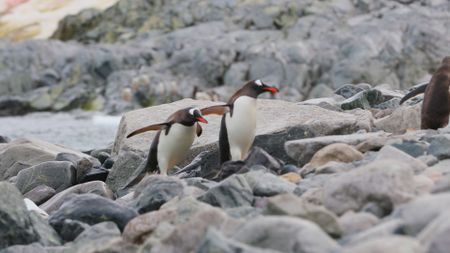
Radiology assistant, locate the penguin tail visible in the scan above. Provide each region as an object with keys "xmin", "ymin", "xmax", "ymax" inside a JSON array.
[{"xmin": 400, "ymin": 82, "xmax": 428, "ymax": 105}]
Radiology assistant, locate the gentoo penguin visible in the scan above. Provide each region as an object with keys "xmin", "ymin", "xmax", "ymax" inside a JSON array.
[
  {"xmin": 126, "ymin": 107, "xmax": 208, "ymax": 176},
  {"xmin": 202, "ymin": 79, "xmax": 279, "ymax": 164},
  {"xmin": 399, "ymin": 57, "xmax": 450, "ymax": 129}
]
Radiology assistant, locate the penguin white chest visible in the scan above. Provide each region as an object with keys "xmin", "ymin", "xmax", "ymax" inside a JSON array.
[
  {"xmin": 157, "ymin": 123, "xmax": 196, "ymax": 174},
  {"xmin": 225, "ymin": 96, "xmax": 257, "ymax": 160}
]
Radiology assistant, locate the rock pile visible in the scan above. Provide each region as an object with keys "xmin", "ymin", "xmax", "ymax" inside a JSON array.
[
  {"xmin": 2, "ymin": 89, "xmax": 450, "ymax": 252},
  {"xmin": 1, "ymin": 0, "xmax": 450, "ymax": 115}
]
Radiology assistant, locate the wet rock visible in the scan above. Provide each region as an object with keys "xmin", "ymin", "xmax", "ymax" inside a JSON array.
[
  {"xmin": 243, "ymin": 170, "xmax": 296, "ymax": 197},
  {"xmin": 49, "ymin": 193, "xmax": 137, "ymax": 232},
  {"xmin": 345, "ymin": 236, "xmax": 424, "ymax": 253},
  {"xmin": 244, "ymin": 147, "xmax": 283, "ymax": 174},
  {"xmin": 307, "ymin": 143, "xmax": 363, "ymax": 168},
  {"xmin": 197, "ymin": 229, "xmax": 282, "ymax": 253},
  {"xmin": 232, "ymin": 216, "xmax": 341, "ymax": 253},
  {"xmin": 339, "ymin": 211, "xmax": 379, "ymax": 237},
  {"xmin": 114, "ymin": 99, "xmax": 370, "ymax": 173},
  {"xmin": 374, "ymin": 103, "xmax": 421, "ymax": 134},
  {"xmin": 418, "ymin": 211, "xmax": 450, "ymax": 253},
  {"xmin": 266, "ymin": 193, "xmax": 341, "ymax": 237},
  {"xmin": 392, "ymin": 193, "xmax": 450, "ymax": 236},
  {"xmin": 23, "ymin": 185, "xmax": 56, "ymax": 205},
  {"xmin": 15, "ymin": 161, "xmax": 76, "ymax": 194},
  {"xmin": 323, "ymin": 160, "xmax": 416, "ymax": 216},
  {"xmin": 428, "ymin": 135, "xmax": 450, "ymax": 160},
  {"xmin": 198, "ymin": 174, "xmax": 253, "ymax": 208},
  {"xmin": 285, "ymin": 132, "xmax": 388, "ymax": 166},
  {"xmin": 0, "ymin": 138, "xmax": 91, "ymax": 180},
  {"xmin": 132, "ymin": 176, "xmax": 185, "ymax": 213},
  {"xmin": 40, "ymin": 181, "xmax": 114, "ymax": 214},
  {"xmin": 105, "ymin": 149, "xmax": 144, "ymax": 193},
  {"xmin": 0, "ymin": 182, "xmax": 39, "ymax": 249}
]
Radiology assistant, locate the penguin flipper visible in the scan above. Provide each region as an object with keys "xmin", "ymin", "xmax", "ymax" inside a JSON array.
[
  {"xmin": 196, "ymin": 123, "xmax": 203, "ymax": 137},
  {"xmin": 126, "ymin": 122, "xmax": 169, "ymax": 138},
  {"xmin": 219, "ymin": 114, "xmax": 231, "ymax": 164},
  {"xmin": 399, "ymin": 82, "xmax": 428, "ymax": 104},
  {"xmin": 201, "ymin": 104, "xmax": 230, "ymax": 116}
]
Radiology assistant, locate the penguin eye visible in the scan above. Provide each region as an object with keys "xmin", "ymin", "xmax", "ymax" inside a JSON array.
[
  {"xmin": 255, "ymin": 80, "xmax": 263, "ymax": 86},
  {"xmin": 189, "ymin": 108, "xmax": 200, "ymax": 116}
]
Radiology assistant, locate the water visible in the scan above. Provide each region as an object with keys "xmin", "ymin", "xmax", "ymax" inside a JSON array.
[{"xmin": 0, "ymin": 111, "xmax": 122, "ymax": 151}]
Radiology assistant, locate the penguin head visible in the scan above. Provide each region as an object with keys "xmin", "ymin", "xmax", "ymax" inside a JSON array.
[
  {"xmin": 185, "ymin": 107, "xmax": 208, "ymax": 124},
  {"xmin": 249, "ymin": 79, "xmax": 279, "ymax": 95}
]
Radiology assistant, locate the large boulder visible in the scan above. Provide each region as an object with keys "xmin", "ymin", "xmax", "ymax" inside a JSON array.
[
  {"xmin": 113, "ymin": 98, "xmax": 371, "ymax": 174},
  {"xmin": 323, "ymin": 160, "xmax": 416, "ymax": 216},
  {"xmin": 0, "ymin": 138, "xmax": 93, "ymax": 180}
]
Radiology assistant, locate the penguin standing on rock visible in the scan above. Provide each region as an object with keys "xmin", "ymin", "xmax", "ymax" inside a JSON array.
[
  {"xmin": 202, "ymin": 79, "xmax": 279, "ymax": 164},
  {"xmin": 126, "ymin": 107, "xmax": 208, "ymax": 177}
]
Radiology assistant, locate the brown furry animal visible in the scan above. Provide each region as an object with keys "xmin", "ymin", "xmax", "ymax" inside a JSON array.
[{"xmin": 400, "ymin": 57, "xmax": 450, "ymax": 129}]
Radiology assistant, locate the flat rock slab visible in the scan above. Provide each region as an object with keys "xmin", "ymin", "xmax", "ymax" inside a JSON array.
[
  {"xmin": 0, "ymin": 138, "xmax": 93, "ymax": 180},
  {"xmin": 112, "ymin": 98, "xmax": 370, "ymax": 169}
]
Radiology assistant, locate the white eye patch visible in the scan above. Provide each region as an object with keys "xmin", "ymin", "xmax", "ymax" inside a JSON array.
[
  {"xmin": 255, "ymin": 80, "xmax": 263, "ymax": 86},
  {"xmin": 189, "ymin": 107, "xmax": 200, "ymax": 115}
]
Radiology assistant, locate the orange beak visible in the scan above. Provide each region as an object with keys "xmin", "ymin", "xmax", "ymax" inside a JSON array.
[
  {"xmin": 263, "ymin": 86, "xmax": 279, "ymax": 94},
  {"xmin": 196, "ymin": 116, "xmax": 208, "ymax": 124}
]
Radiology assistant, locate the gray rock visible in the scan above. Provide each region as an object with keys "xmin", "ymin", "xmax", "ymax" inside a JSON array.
[
  {"xmin": 232, "ymin": 216, "xmax": 341, "ymax": 253},
  {"xmin": 243, "ymin": 170, "xmax": 296, "ymax": 197},
  {"xmin": 244, "ymin": 147, "xmax": 283, "ymax": 174},
  {"xmin": 197, "ymin": 229, "xmax": 282, "ymax": 253},
  {"xmin": 428, "ymin": 135, "xmax": 450, "ymax": 160},
  {"xmin": 15, "ymin": 161, "xmax": 76, "ymax": 194},
  {"xmin": 432, "ymin": 174, "xmax": 450, "ymax": 193},
  {"xmin": 334, "ymin": 84, "xmax": 367, "ymax": 99},
  {"xmin": 323, "ymin": 160, "xmax": 416, "ymax": 216},
  {"xmin": 374, "ymin": 103, "xmax": 421, "ymax": 134},
  {"xmin": 0, "ymin": 136, "xmax": 10, "ymax": 143},
  {"xmin": 55, "ymin": 152, "xmax": 102, "ymax": 184},
  {"xmin": 0, "ymin": 182, "xmax": 39, "ymax": 249},
  {"xmin": 185, "ymin": 177, "xmax": 219, "ymax": 191},
  {"xmin": 23, "ymin": 185, "xmax": 56, "ymax": 205},
  {"xmin": 339, "ymin": 211, "xmax": 379, "ymax": 237},
  {"xmin": 40, "ymin": 181, "xmax": 114, "ymax": 214},
  {"xmin": 285, "ymin": 132, "xmax": 388, "ymax": 166},
  {"xmin": 0, "ymin": 138, "xmax": 91, "ymax": 180},
  {"xmin": 345, "ymin": 236, "xmax": 425, "ymax": 253},
  {"xmin": 56, "ymin": 219, "xmax": 90, "ymax": 242},
  {"xmin": 342, "ymin": 219, "xmax": 403, "ymax": 246},
  {"xmin": 390, "ymin": 140, "xmax": 429, "ymax": 158},
  {"xmin": 113, "ymin": 99, "xmax": 370, "ymax": 173},
  {"xmin": 375, "ymin": 145, "xmax": 427, "ymax": 174},
  {"xmin": 340, "ymin": 89, "xmax": 384, "ymax": 110},
  {"xmin": 198, "ymin": 174, "xmax": 253, "ymax": 208},
  {"xmin": 28, "ymin": 212, "xmax": 62, "ymax": 246},
  {"xmin": 132, "ymin": 176, "xmax": 185, "ymax": 213},
  {"xmin": 0, "ymin": 243, "xmax": 47, "ymax": 253},
  {"xmin": 105, "ymin": 149, "xmax": 144, "ymax": 193},
  {"xmin": 214, "ymin": 161, "xmax": 249, "ymax": 181},
  {"xmin": 423, "ymin": 159, "xmax": 450, "ymax": 184},
  {"xmin": 266, "ymin": 193, "xmax": 342, "ymax": 237},
  {"xmin": 418, "ymin": 211, "xmax": 450, "ymax": 253},
  {"xmin": 49, "ymin": 193, "xmax": 138, "ymax": 232},
  {"xmin": 392, "ymin": 193, "xmax": 450, "ymax": 236}
]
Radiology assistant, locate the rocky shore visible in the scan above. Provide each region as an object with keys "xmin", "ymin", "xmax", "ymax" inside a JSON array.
[
  {"xmin": 1, "ymin": 83, "xmax": 449, "ymax": 253},
  {"xmin": 1, "ymin": 0, "xmax": 450, "ymax": 116}
]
